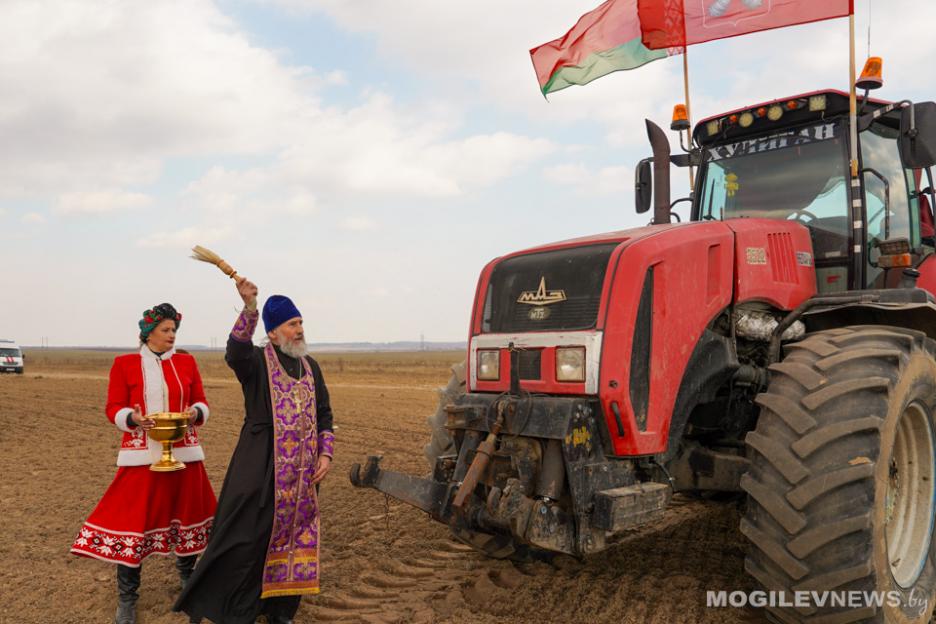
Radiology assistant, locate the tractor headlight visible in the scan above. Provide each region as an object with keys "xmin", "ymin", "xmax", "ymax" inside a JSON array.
[
  {"xmin": 477, "ymin": 349, "xmax": 500, "ymax": 381},
  {"xmin": 556, "ymin": 347, "xmax": 586, "ymax": 382}
]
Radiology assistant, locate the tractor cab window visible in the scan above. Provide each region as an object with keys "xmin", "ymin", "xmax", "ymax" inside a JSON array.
[
  {"xmin": 698, "ymin": 121, "xmax": 850, "ymax": 289},
  {"xmin": 861, "ymin": 121, "xmax": 919, "ymax": 287}
]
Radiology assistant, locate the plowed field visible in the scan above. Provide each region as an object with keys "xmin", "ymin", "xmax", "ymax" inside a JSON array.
[{"xmin": 0, "ymin": 350, "xmax": 761, "ymax": 623}]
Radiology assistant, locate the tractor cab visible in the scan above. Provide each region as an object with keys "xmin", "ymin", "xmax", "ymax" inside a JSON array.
[{"xmin": 668, "ymin": 91, "xmax": 936, "ymax": 293}]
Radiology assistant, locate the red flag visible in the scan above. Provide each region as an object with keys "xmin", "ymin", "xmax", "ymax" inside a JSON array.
[{"xmin": 638, "ymin": 0, "xmax": 852, "ymax": 50}]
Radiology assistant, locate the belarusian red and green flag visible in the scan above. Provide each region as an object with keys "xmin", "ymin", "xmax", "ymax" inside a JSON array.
[
  {"xmin": 531, "ymin": 0, "xmax": 853, "ymax": 96},
  {"xmin": 530, "ymin": 0, "xmax": 681, "ymax": 96}
]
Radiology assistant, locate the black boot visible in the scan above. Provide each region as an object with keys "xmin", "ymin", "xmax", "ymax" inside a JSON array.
[
  {"xmin": 263, "ymin": 595, "xmax": 300, "ymax": 624},
  {"xmin": 175, "ymin": 554, "xmax": 197, "ymax": 590},
  {"xmin": 115, "ymin": 565, "xmax": 140, "ymax": 624}
]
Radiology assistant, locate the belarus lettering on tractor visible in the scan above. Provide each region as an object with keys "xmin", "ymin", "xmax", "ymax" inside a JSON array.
[{"xmin": 351, "ymin": 88, "xmax": 936, "ymax": 623}]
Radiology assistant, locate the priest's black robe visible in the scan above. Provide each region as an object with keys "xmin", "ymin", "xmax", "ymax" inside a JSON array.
[{"xmin": 174, "ymin": 312, "xmax": 333, "ymax": 624}]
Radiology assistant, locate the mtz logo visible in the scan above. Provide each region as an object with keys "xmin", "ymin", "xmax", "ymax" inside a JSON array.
[{"xmin": 517, "ymin": 277, "xmax": 567, "ymax": 306}]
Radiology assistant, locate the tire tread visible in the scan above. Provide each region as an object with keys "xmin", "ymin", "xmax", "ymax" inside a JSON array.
[{"xmin": 742, "ymin": 326, "xmax": 929, "ymax": 624}]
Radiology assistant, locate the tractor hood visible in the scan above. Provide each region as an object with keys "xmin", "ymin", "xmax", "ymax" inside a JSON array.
[
  {"xmin": 473, "ymin": 223, "xmax": 686, "ymax": 336},
  {"xmin": 471, "ymin": 218, "xmax": 816, "ymax": 336},
  {"xmin": 468, "ymin": 218, "xmax": 816, "ymax": 416}
]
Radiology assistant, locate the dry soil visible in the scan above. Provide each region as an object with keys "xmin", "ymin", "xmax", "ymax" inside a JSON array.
[{"xmin": 0, "ymin": 350, "xmax": 763, "ymax": 623}]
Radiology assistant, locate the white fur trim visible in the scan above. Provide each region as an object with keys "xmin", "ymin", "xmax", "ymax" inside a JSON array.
[
  {"xmin": 191, "ymin": 402, "xmax": 209, "ymax": 425},
  {"xmin": 117, "ymin": 443, "xmax": 205, "ymax": 467},
  {"xmin": 115, "ymin": 408, "xmax": 135, "ymax": 433},
  {"xmin": 140, "ymin": 346, "xmax": 168, "ymax": 414}
]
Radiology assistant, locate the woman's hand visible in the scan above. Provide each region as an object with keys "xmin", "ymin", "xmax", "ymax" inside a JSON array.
[
  {"xmin": 131, "ymin": 404, "xmax": 155, "ymax": 430},
  {"xmin": 185, "ymin": 405, "xmax": 199, "ymax": 426},
  {"xmin": 237, "ymin": 278, "xmax": 258, "ymax": 310},
  {"xmin": 310, "ymin": 455, "xmax": 332, "ymax": 485}
]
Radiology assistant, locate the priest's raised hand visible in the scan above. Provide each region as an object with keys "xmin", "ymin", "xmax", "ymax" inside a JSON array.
[{"xmin": 236, "ymin": 276, "xmax": 258, "ymax": 310}]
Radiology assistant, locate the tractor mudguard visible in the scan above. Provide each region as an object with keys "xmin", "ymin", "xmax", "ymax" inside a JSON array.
[
  {"xmin": 662, "ymin": 328, "xmax": 740, "ymax": 463},
  {"xmin": 802, "ymin": 287, "xmax": 936, "ymax": 339}
]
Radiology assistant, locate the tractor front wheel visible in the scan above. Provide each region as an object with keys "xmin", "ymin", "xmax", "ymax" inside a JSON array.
[
  {"xmin": 423, "ymin": 360, "xmax": 465, "ymax": 468},
  {"xmin": 742, "ymin": 326, "xmax": 936, "ymax": 623}
]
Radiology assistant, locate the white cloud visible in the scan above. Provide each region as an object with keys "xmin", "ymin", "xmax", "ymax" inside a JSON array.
[
  {"xmin": 323, "ymin": 70, "xmax": 348, "ymax": 86},
  {"xmin": 137, "ymin": 225, "xmax": 233, "ymax": 249},
  {"xmin": 544, "ymin": 163, "xmax": 631, "ymax": 196},
  {"xmin": 544, "ymin": 163, "xmax": 589, "ymax": 186},
  {"xmin": 55, "ymin": 190, "xmax": 153, "ymax": 216},
  {"xmin": 0, "ymin": 0, "xmax": 310, "ymax": 200},
  {"xmin": 341, "ymin": 216, "xmax": 378, "ymax": 231},
  {"xmin": 20, "ymin": 211, "xmax": 46, "ymax": 224},
  {"xmin": 273, "ymin": 94, "xmax": 554, "ymax": 197},
  {"xmin": 365, "ymin": 287, "xmax": 390, "ymax": 298},
  {"xmin": 179, "ymin": 93, "xmax": 554, "ymax": 219},
  {"xmin": 279, "ymin": 192, "xmax": 318, "ymax": 216}
]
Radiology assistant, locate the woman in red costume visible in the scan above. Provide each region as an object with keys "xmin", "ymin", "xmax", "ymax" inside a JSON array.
[{"xmin": 70, "ymin": 303, "xmax": 217, "ymax": 624}]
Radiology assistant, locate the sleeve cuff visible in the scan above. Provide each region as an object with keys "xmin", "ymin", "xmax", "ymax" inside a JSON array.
[
  {"xmin": 318, "ymin": 430, "xmax": 335, "ymax": 458},
  {"xmin": 191, "ymin": 402, "xmax": 209, "ymax": 426},
  {"xmin": 230, "ymin": 308, "xmax": 259, "ymax": 343},
  {"xmin": 115, "ymin": 408, "xmax": 135, "ymax": 433}
]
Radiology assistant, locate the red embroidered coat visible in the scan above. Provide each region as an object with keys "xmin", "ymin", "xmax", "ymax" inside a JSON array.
[{"xmin": 106, "ymin": 347, "xmax": 210, "ymax": 466}]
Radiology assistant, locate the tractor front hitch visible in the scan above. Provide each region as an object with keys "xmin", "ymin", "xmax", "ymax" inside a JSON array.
[{"xmin": 350, "ymin": 455, "xmax": 455, "ymax": 520}]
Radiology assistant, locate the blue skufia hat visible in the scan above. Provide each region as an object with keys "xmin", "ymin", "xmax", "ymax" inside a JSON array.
[{"xmin": 262, "ymin": 295, "xmax": 302, "ymax": 334}]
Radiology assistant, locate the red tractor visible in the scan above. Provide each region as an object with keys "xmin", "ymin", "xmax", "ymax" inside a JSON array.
[{"xmin": 352, "ymin": 89, "xmax": 936, "ymax": 623}]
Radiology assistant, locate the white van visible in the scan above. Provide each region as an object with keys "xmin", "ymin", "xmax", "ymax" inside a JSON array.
[{"xmin": 0, "ymin": 340, "xmax": 24, "ymax": 374}]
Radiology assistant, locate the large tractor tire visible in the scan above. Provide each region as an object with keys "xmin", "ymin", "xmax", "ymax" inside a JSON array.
[
  {"xmin": 742, "ymin": 326, "xmax": 936, "ymax": 623},
  {"xmin": 423, "ymin": 360, "xmax": 466, "ymax": 467}
]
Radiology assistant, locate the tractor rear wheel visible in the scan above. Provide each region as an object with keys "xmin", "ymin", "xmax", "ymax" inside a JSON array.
[{"xmin": 742, "ymin": 326, "xmax": 936, "ymax": 623}]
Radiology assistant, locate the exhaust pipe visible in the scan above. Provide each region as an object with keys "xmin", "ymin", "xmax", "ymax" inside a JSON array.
[{"xmin": 646, "ymin": 119, "xmax": 671, "ymax": 225}]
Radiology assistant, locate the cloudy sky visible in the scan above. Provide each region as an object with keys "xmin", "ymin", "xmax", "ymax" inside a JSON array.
[{"xmin": 2, "ymin": 0, "xmax": 931, "ymax": 347}]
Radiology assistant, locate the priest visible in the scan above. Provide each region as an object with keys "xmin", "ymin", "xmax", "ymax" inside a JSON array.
[{"xmin": 175, "ymin": 278, "xmax": 334, "ymax": 624}]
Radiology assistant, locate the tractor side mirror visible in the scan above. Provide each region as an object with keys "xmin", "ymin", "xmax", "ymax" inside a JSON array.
[
  {"xmin": 635, "ymin": 158, "xmax": 652, "ymax": 214},
  {"xmin": 900, "ymin": 102, "xmax": 936, "ymax": 168}
]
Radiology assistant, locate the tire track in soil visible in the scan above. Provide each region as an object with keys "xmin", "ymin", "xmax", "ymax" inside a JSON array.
[
  {"xmin": 306, "ymin": 492, "xmax": 762, "ymax": 624},
  {"xmin": 306, "ymin": 493, "xmax": 485, "ymax": 624}
]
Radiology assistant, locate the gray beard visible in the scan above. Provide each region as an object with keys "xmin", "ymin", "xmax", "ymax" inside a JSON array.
[{"xmin": 278, "ymin": 338, "xmax": 308, "ymax": 359}]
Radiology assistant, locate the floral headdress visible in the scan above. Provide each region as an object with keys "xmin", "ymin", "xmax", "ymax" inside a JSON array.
[{"xmin": 139, "ymin": 303, "xmax": 182, "ymax": 341}]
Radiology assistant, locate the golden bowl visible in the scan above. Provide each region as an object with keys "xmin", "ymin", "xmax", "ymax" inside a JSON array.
[{"xmin": 147, "ymin": 412, "xmax": 189, "ymax": 472}]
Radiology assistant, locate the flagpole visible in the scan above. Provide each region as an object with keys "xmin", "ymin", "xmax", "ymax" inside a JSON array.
[
  {"xmin": 848, "ymin": 9, "xmax": 861, "ymax": 269},
  {"xmin": 682, "ymin": 47, "xmax": 695, "ymax": 189},
  {"xmin": 849, "ymin": 12, "xmax": 858, "ymax": 179}
]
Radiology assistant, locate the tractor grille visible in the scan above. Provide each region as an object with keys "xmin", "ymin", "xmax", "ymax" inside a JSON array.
[
  {"xmin": 518, "ymin": 349, "xmax": 542, "ymax": 380},
  {"xmin": 504, "ymin": 297, "xmax": 603, "ymax": 332},
  {"xmin": 482, "ymin": 243, "xmax": 618, "ymax": 333},
  {"xmin": 767, "ymin": 232, "xmax": 798, "ymax": 284}
]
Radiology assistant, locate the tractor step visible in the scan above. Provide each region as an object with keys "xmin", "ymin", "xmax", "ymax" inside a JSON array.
[{"xmin": 590, "ymin": 482, "xmax": 671, "ymax": 532}]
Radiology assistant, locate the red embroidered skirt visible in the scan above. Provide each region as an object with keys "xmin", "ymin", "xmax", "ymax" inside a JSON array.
[{"xmin": 70, "ymin": 462, "xmax": 217, "ymax": 567}]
